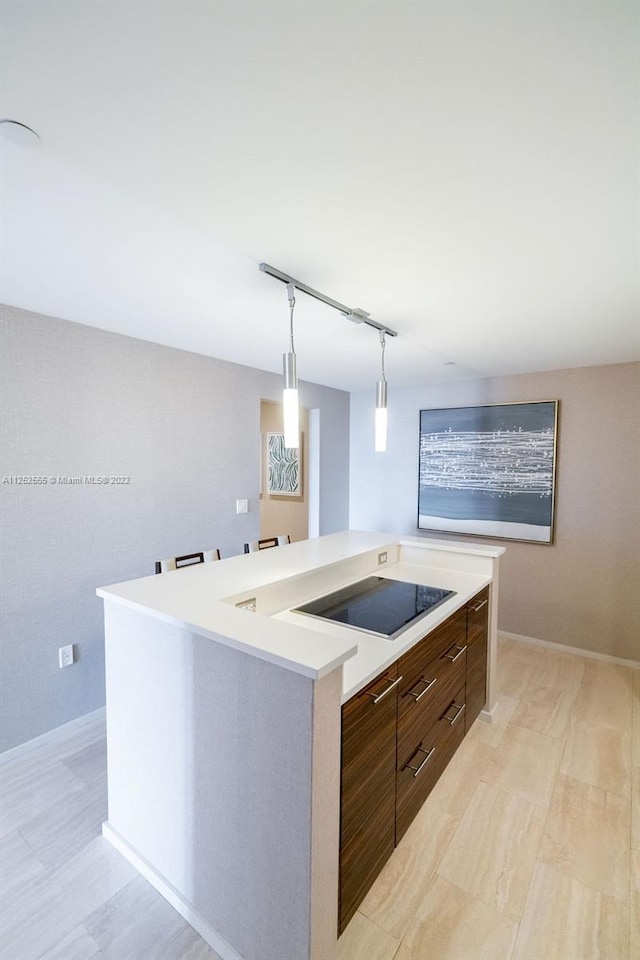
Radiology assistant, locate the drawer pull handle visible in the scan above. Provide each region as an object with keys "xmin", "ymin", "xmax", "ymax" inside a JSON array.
[
  {"xmin": 443, "ymin": 701, "xmax": 466, "ymax": 725},
  {"xmin": 443, "ymin": 644, "xmax": 467, "ymax": 663},
  {"xmin": 471, "ymin": 598, "xmax": 488, "ymax": 612},
  {"xmin": 407, "ymin": 676, "xmax": 437, "ymax": 701},
  {"xmin": 404, "ymin": 745, "xmax": 435, "ymax": 778},
  {"xmin": 369, "ymin": 674, "xmax": 403, "ymax": 705}
]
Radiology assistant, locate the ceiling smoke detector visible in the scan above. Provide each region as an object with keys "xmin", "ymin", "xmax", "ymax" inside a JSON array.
[{"xmin": 0, "ymin": 120, "xmax": 41, "ymax": 148}]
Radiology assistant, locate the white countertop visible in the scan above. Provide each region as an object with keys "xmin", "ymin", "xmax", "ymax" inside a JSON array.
[
  {"xmin": 274, "ymin": 561, "xmax": 490, "ymax": 701},
  {"xmin": 97, "ymin": 530, "xmax": 504, "ymax": 701}
]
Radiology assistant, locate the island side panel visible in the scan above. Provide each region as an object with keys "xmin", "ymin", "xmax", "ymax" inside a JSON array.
[
  {"xmin": 310, "ymin": 668, "xmax": 342, "ymax": 960},
  {"xmin": 485, "ymin": 560, "xmax": 500, "ymax": 716},
  {"xmin": 103, "ymin": 601, "xmax": 339, "ymax": 960}
]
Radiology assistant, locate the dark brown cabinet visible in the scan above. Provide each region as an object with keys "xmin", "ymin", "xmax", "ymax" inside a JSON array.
[
  {"xmin": 339, "ymin": 665, "xmax": 399, "ymax": 934},
  {"xmin": 465, "ymin": 586, "xmax": 489, "ymax": 731},
  {"xmin": 395, "ymin": 607, "xmax": 467, "ymax": 842},
  {"xmin": 396, "ymin": 686, "xmax": 466, "ymax": 842},
  {"xmin": 339, "ymin": 587, "xmax": 490, "ymax": 933}
]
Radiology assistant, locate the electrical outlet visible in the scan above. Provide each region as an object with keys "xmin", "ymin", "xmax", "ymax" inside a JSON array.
[
  {"xmin": 235, "ymin": 597, "xmax": 256, "ymax": 613},
  {"xmin": 378, "ymin": 551, "xmax": 388, "ymax": 565},
  {"xmin": 58, "ymin": 644, "xmax": 74, "ymax": 668}
]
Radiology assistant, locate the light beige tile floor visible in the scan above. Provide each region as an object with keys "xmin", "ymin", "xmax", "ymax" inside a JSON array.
[
  {"xmin": 510, "ymin": 681, "xmax": 576, "ymax": 740},
  {"xmin": 437, "ymin": 781, "xmax": 546, "ymax": 920},
  {"xmin": 573, "ymin": 659, "xmax": 634, "ymax": 731},
  {"xmin": 538, "ymin": 774, "xmax": 630, "ymax": 902},
  {"xmin": 335, "ymin": 912, "xmax": 399, "ymax": 960},
  {"xmin": 512, "ymin": 861, "xmax": 630, "ymax": 960},
  {"xmin": 1, "ymin": 638, "xmax": 637, "ymax": 960},
  {"xmin": 357, "ymin": 791, "xmax": 460, "ymax": 941},
  {"xmin": 633, "ymin": 669, "xmax": 640, "ymax": 854},
  {"xmin": 347, "ymin": 637, "xmax": 639, "ymax": 960},
  {"xmin": 560, "ymin": 717, "xmax": 632, "ymax": 797},
  {"xmin": 633, "ymin": 764, "xmax": 640, "ymax": 853},
  {"xmin": 630, "ymin": 850, "xmax": 639, "ymax": 960},
  {"xmin": 0, "ymin": 716, "xmax": 221, "ymax": 960},
  {"xmin": 393, "ymin": 874, "xmax": 519, "ymax": 960},
  {"xmin": 482, "ymin": 721, "xmax": 565, "ymax": 809}
]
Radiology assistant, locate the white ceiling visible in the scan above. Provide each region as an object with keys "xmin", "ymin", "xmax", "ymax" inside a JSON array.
[{"xmin": 1, "ymin": 0, "xmax": 638, "ymax": 391}]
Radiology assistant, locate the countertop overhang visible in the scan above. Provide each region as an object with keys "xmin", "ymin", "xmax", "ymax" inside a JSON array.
[{"xmin": 97, "ymin": 530, "xmax": 504, "ymax": 700}]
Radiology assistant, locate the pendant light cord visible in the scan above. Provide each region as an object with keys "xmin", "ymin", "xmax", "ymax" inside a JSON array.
[
  {"xmin": 287, "ymin": 283, "xmax": 296, "ymax": 353},
  {"xmin": 380, "ymin": 330, "xmax": 387, "ymax": 382}
]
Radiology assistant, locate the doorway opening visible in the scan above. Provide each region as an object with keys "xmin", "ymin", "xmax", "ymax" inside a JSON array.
[{"xmin": 260, "ymin": 400, "xmax": 318, "ymax": 542}]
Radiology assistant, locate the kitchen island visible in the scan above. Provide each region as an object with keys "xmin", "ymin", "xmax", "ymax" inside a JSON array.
[{"xmin": 97, "ymin": 531, "xmax": 504, "ymax": 960}]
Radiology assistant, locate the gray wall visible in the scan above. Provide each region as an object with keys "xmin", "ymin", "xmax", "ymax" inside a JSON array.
[
  {"xmin": 0, "ymin": 304, "xmax": 350, "ymax": 752},
  {"xmin": 350, "ymin": 362, "xmax": 640, "ymax": 662}
]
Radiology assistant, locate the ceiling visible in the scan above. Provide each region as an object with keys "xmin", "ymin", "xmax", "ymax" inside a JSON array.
[{"xmin": 1, "ymin": 0, "xmax": 638, "ymax": 391}]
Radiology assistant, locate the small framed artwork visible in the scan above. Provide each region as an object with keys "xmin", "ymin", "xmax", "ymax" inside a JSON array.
[
  {"xmin": 266, "ymin": 432, "xmax": 301, "ymax": 497},
  {"xmin": 418, "ymin": 401, "xmax": 559, "ymax": 543}
]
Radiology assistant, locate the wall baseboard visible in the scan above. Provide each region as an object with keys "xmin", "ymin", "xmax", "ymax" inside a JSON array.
[
  {"xmin": 479, "ymin": 706, "xmax": 496, "ymax": 724},
  {"xmin": 103, "ymin": 822, "xmax": 243, "ymax": 960},
  {"xmin": 498, "ymin": 631, "xmax": 640, "ymax": 669},
  {"xmin": 0, "ymin": 707, "xmax": 106, "ymax": 765}
]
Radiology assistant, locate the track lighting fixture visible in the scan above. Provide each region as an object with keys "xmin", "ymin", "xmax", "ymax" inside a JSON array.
[{"xmin": 259, "ymin": 262, "xmax": 398, "ymax": 452}]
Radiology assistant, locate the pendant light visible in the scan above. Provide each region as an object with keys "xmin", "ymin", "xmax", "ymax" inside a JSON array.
[
  {"xmin": 259, "ymin": 263, "xmax": 398, "ymax": 453},
  {"xmin": 282, "ymin": 282, "xmax": 299, "ymax": 449},
  {"xmin": 375, "ymin": 331, "xmax": 388, "ymax": 452}
]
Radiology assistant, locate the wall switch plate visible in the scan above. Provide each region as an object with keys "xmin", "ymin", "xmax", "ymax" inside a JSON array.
[
  {"xmin": 378, "ymin": 551, "xmax": 388, "ymax": 565},
  {"xmin": 236, "ymin": 499, "xmax": 249, "ymax": 514},
  {"xmin": 235, "ymin": 597, "xmax": 256, "ymax": 613},
  {"xmin": 58, "ymin": 644, "xmax": 74, "ymax": 668}
]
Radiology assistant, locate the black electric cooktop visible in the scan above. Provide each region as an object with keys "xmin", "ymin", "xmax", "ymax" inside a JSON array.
[{"xmin": 293, "ymin": 576, "xmax": 455, "ymax": 639}]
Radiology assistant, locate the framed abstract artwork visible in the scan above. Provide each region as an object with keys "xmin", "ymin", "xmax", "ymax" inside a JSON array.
[
  {"xmin": 418, "ymin": 401, "xmax": 559, "ymax": 543},
  {"xmin": 266, "ymin": 432, "xmax": 301, "ymax": 497}
]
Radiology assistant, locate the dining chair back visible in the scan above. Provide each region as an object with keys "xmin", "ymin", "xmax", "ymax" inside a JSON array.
[
  {"xmin": 155, "ymin": 548, "xmax": 221, "ymax": 574},
  {"xmin": 243, "ymin": 535, "xmax": 290, "ymax": 554}
]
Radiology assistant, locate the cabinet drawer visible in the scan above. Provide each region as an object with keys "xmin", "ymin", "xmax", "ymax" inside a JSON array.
[
  {"xmin": 398, "ymin": 607, "xmax": 466, "ymax": 699},
  {"xmin": 395, "ymin": 686, "xmax": 466, "ymax": 843},
  {"xmin": 466, "ymin": 587, "xmax": 489, "ymax": 731},
  {"xmin": 467, "ymin": 587, "xmax": 489, "ymax": 643},
  {"xmin": 397, "ymin": 639, "xmax": 466, "ymax": 768}
]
